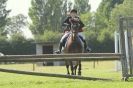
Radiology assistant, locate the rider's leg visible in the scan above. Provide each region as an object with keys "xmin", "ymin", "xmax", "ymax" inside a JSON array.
[
  {"xmin": 78, "ymin": 32, "xmax": 86, "ymax": 49},
  {"xmin": 78, "ymin": 32, "xmax": 91, "ymax": 52},
  {"xmin": 58, "ymin": 32, "xmax": 69, "ymax": 53}
]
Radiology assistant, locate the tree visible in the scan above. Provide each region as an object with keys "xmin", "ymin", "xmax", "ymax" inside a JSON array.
[
  {"xmin": 111, "ymin": 0, "xmax": 133, "ymax": 31},
  {"xmin": 29, "ymin": 0, "xmax": 68, "ymax": 35},
  {"xmin": 29, "ymin": 0, "xmax": 47, "ymax": 35},
  {"xmin": 81, "ymin": 0, "xmax": 125, "ymax": 52},
  {"xmin": 74, "ymin": 0, "xmax": 90, "ymax": 14},
  {"xmin": 97, "ymin": 0, "xmax": 124, "ymax": 20},
  {"xmin": 0, "ymin": 0, "xmax": 10, "ymax": 35},
  {"xmin": 93, "ymin": 0, "xmax": 124, "ymax": 36},
  {"xmin": 4, "ymin": 14, "xmax": 28, "ymax": 37},
  {"xmin": 47, "ymin": 0, "xmax": 64, "ymax": 32}
]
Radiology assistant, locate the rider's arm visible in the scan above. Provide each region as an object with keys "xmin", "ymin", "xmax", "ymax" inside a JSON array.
[
  {"xmin": 72, "ymin": 16, "xmax": 84, "ymax": 29},
  {"xmin": 62, "ymin": 17, "xmax": 71, "ymax": 32},
  {"xmin": 62, "ymin": 17, "xmax": 71, "ymax": 26},
  {"xmin": 79, "ymin": 19, "xmax": 85, "ymax": 29}
]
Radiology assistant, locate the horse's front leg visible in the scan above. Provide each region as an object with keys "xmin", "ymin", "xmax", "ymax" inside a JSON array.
[
  {"xmin": 65, "ymin": 61, "xmax": 70, "ymax": 75},
  {"xmin": 78, "ymin": 60, "xmax": 81, "ymax": 75},
  {"xmin": 70, "ymin": 61, "xmax": 74, "ymax": 75},
  {"xmin": 74, "ymin": 65, "xmax": 78, "ymax": 75}
]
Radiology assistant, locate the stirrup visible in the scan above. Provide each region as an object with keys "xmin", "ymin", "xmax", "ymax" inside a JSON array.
[
  {"xmin": 54, "ymin": 50, "xmax": 61, "ymax": 54},
  {"xmin": 84, "ymin": 47, "xmax": 91, "ymax": 53},
  {"xmin": 86, "ymin": 47, "xmax": 91, "ymax": 52}
]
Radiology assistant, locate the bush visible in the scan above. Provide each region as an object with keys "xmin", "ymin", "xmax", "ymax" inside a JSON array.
[
  {"xmin": 35, "ymin": 30, "xmax": 62, "ymax": 43},
  {"xmin": 0, "ymin": 34, "xmax": 36, "ymax": 55},
  {"xmin": 84, "ymin": 29, "xmax": 114, "ymax": 53}
]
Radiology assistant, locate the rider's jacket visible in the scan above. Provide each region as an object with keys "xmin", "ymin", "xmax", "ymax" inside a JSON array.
[{"xmin": 62, "ymin": 16, "xmax": 84, "ymax": 32}]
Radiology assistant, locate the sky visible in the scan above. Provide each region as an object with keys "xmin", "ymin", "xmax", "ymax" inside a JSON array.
[
  {"xmin": 89, "ymin": 0, "xmax": 102, "ymax": 12},
  {"xmin": 7, "ymin": 0, "xmax": 31, "ymax": 17},
  {"xmin": 7, "ymin": 0, "xmax": 102, "ymax": 16},
  {"xmin": 7, "ymin": 0, "xmax": 32, "ymax": 38},
  {"xmin": 6, "ymin": 0, "xmax": 102, "ymax": 38}
]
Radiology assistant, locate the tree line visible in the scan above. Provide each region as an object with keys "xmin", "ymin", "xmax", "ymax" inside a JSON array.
[{"xmin": 0, "ymin": 0, "xmax": 133, "ymax": 54}]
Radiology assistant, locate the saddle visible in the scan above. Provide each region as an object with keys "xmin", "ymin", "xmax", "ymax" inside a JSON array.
[{"xmin": 62, "ymin": 32, "xmax": 83, "ymax": 47}]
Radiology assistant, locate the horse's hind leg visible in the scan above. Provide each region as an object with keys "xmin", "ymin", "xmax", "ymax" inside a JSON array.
[{"xmin": 78, "ymin": 61, "xmax": 81, "ymax": 75}]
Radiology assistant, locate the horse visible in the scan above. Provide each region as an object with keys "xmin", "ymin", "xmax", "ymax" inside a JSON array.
[{"xmin": 63, "ymin": 22, "xmax": 84, "ymax": 75}]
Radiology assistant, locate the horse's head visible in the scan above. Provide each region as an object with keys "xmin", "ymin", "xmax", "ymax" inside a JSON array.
[{"xmin": 70, "ymin": 22, "xmax": 80, "ymax": 40}]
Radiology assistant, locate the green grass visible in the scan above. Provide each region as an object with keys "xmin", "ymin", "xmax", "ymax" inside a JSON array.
[{"xmin": 0, "ymin": 61, "xmax": 133, "ymax": 88}]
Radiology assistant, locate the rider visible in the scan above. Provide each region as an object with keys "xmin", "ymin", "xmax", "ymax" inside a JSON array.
[{"xmin": 56, "ymin": 9, "xmax": 90, "ymax": 53}]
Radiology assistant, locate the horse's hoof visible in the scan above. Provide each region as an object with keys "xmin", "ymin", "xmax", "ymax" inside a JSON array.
[
  {"xmin": 84, "ymin": 47, "xmax": 92, "ymax": 53},
  {"xmin": 78, "ymin": 72, "xmax": 81, "ymax": 76},
  {"xmin": 71, "ymin": 73, "xmax": 74, "ymax": 75},
  {"xmin": 122, "ymin": 77, "xmax": 128, "ymax": 81},
  {"xmin": 54, "ymin": 50, "xmax": 61, "ymax": 54},
  {"xmin": 67, "ymin": 73, "xmax": 70, "ymax": 75}
]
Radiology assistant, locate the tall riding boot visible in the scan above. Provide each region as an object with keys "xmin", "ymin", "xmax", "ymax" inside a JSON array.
[
  {"xmin": 59, "ymin": 42, "xmax": 63, "ymax": 53},
  {"xmin": 83, "ymin": 40, "xmax": 91, "ymax": 52},
  {"xmin": 83, "ymin": 40, "xmax": 87, "ymax": 51},
  {"xmin": 55, "ymin": 42, "xmax": 63, "ymax": 54}
]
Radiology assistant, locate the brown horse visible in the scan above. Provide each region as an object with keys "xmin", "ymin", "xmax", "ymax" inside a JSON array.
[{"xmin": 63, "ymin": 22, "xmax": 84, "ymax": 75}]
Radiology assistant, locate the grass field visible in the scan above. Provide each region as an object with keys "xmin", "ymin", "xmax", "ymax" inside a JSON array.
[{"xmin": 0, "ymin": 61, "xmax": 133, "ymax": 88}]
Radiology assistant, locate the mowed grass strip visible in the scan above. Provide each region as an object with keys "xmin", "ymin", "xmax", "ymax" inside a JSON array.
[{"xmin": 0, "ymin": 61, "xmax": 133, "ymax": 88}]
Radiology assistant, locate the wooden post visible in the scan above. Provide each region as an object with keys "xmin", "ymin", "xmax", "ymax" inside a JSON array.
[
  {"xmin": 119, "ymin": 16, "xmax": 129, "ymax": 80},
  {"xmin": 33, "ymin": 63, "xmax": 36, "ymax": 71},
  {"xmin": 0, "ymin": 68, "xmax": 112, "ymax": 81},
  {"xmin": 93, "ymin": 61, "xmax": 95, "ymax": 69},
  {"xmin": 126, "ymin": 29, "xmax": 132, "ymax": 74},
  {"xmin": 115, "ymin": 31, "xmax": 121, "ymax": 71}
]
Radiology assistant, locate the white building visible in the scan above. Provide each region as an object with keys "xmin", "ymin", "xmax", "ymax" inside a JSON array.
[{"xmin": 35, "ymin": 42, "xmax": 64, "ymax": 66}]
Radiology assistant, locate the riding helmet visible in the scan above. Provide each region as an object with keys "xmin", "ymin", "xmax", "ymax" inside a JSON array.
[{"xmin": 70, "ymin": 9, "xmax": 77, "ymax": 13}]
